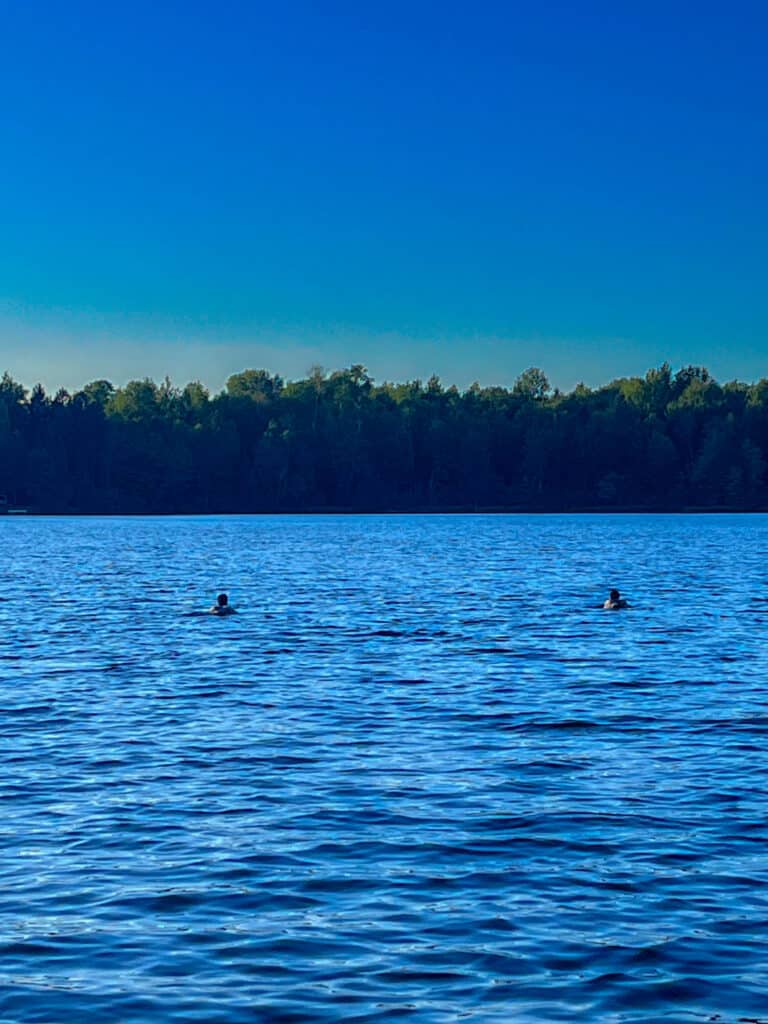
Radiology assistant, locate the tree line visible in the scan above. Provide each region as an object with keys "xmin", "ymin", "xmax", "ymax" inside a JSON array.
[{"xmin": 1, "ymin": 362, "xmax": 767, "ymax": 513}]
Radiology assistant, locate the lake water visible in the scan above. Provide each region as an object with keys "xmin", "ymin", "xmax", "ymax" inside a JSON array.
[{"xmin": 1, "ymin": 514, "xmax": 767, "ymax": 1023}]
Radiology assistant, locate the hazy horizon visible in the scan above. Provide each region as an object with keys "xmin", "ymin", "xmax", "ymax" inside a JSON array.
[
  {"xmin": 2, "ymin": 304, "xmax": 766, "ymax": 397},
  {"xmin": 1, "ymin": 1, "xmax": 766, "ymax": 395},
  {"xmin": 2, "ymin": 323, "xmax": 768, "ymax": 399}
]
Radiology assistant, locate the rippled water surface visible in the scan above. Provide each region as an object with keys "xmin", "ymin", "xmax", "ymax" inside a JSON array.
[{"xmin": 2, "ymin": 514, "xmax": 768, "ymax": 1023}]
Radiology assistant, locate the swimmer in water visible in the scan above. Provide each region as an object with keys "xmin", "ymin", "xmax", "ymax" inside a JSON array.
[
  {"xmin": 210, "ymin": 592, "xmax": 236, "ymax": 616},
  {"xmin": 603, "ymin": 588, "xmax": 629, "ymax": 610}
]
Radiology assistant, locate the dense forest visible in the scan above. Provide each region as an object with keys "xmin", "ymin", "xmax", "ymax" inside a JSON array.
[{"xmin": 1, "ymin": 362, "xmax": 768, "ymax": 513}]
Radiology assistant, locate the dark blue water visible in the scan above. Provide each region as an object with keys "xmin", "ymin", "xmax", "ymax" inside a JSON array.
[{"xmin": 1, "ymin": 514, "xmax": 767, "ymax": 1023}]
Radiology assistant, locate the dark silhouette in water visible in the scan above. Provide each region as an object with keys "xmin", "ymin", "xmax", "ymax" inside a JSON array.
[
  {"xmin": 603, "ymin": 588, "xmax": 629, "ymax": 610},
  {"xmin": 210, "ymin": 593, "xmax": 236, "ymax": 616}
]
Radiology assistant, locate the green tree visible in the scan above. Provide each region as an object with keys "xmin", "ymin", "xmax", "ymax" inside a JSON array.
[
  {"xmin": 513, "ymin": 367, "xmax": 550, "ymax": 401},
  {"xmin": 226, "ymin": 369, "xmax": 283, "ymax": 401}
]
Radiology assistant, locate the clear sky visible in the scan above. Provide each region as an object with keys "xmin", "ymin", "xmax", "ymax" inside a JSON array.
[{"xmin": 1, "ymin": 0, "xmax": 766, "ymax": 393}]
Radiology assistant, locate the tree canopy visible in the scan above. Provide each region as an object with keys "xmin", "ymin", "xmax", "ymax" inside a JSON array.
[{"xmin": 1, "ymin": 362, "xmax": 767, "ymax": 513}]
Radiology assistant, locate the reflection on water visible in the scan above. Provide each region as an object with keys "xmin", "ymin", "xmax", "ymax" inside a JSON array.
[{"xmin": 1, "ymin": 514, "xmax": 767, "ymax": 1023}]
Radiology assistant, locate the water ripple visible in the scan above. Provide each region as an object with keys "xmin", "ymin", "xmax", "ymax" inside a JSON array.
[{"xmin": 1, "ymin": 513, "xmax": 768, "ymax": 1022}]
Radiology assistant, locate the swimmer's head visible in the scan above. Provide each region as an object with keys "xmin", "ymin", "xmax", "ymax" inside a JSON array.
[
  {"xmin": 217, "ymin": 593, "xmax": 228, "ymax": 607},
  {"xmin": 609, "ymin": 589, "xmax": 620, "ymax": 602}
]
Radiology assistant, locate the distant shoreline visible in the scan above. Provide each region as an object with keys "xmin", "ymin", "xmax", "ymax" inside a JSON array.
[
  {"xmin": 3, "ymin": 363, "xmax": 768, "ymax": 516},
  {"xmin": 4, "ymin": 505, "xmax": 768, "ymax": 517}
]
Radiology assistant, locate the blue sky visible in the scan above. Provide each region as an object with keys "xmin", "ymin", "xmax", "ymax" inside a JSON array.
[{"xmin": 0, "ymin": 0, "xmax": 766, "ymax": 392}]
